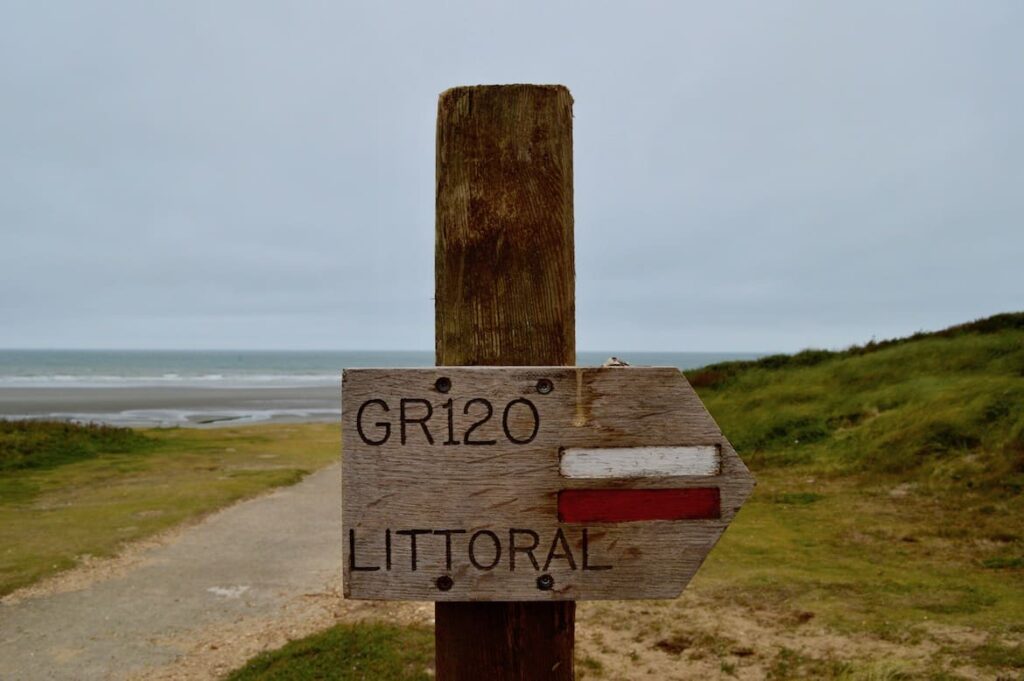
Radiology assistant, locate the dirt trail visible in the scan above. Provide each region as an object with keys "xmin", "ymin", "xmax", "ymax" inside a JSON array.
[{"xmin": 0, "ymin": 464, "xmax": 427, "ymax": 681}]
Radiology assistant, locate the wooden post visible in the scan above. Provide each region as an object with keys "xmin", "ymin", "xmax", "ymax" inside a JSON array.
[{"xmin": 434, "ymin": 85, "xmax": 576, "ymax": 679}]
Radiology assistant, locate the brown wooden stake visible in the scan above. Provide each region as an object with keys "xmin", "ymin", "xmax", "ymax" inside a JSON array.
[{"xmin": 435, "ymin": 84, "xmax": 576, "ymax": 679}]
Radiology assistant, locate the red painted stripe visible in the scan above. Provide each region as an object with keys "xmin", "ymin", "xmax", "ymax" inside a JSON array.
[{"xmin": 558, "ymin": 488, "xmax": 721, "ymax": 523}]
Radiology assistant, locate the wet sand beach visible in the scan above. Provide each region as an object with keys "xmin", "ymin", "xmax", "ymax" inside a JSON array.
[{"xmin": 0, "ymin": 385, "xmax": 340, "ymax": 427}]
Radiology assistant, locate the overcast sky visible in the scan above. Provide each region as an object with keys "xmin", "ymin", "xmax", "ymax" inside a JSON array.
[{"xmin": 2, "ymin": 2, "xmax": 1021, "ymax": 352}]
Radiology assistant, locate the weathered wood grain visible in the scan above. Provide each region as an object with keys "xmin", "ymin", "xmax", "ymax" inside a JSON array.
[
  {"xmin": 435, "ymin": 84, "xmax": 574, "ymax": 367},
  {"xmin": 342, "ymin": 366, "xmax": 755, "ymax": 601},
  {"xmin": 432, "ymin": 84, "xmax": 576, "ymax": 680}
]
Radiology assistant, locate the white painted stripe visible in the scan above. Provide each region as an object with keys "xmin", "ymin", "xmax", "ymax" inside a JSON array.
[{"xmin": 560, "ymin": 446, "xmax": 721, "ymax": 479}]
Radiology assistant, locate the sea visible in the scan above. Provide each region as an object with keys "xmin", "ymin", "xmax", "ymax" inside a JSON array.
[
  {"xmin": 0, "ymin": 350, "xmax": 763, "ymax": 427},
  {"xmin": 0, "ymin": 350, "xmax": 762, "ymax": 388}
]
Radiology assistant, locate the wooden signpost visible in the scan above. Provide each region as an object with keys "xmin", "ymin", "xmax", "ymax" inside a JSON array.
[
  {"xmin": 341, "ymin": 84, "xmax": 754, "ymax": 679},
  {"xmin": 342, "ymin": 366, "xmax": 753, "ymax": 600}
]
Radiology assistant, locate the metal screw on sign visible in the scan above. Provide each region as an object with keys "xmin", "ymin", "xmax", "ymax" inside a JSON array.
[
  {"xmin": 536, "ymin": 378, "xmax": 553, "ymax": 394},
  {"xmin": 435, "ymin": 377, "xmax": 452, "ymax": 393},
  {"xmin": 536, "ymin": 574, "xmax": 555, "ymax": 591},
  {"xmin": 436, "ymin": 575, "xmax": 454, "ymax": 591}
]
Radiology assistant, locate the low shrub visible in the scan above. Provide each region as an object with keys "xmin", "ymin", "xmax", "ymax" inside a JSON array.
[{"xmin": 0, "ymin": 420, "xmax": 153, "ymax": 472}]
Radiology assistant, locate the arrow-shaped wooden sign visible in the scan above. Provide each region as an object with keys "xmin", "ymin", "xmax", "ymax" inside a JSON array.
[{"xmin": 342, "ymin": 366, "xmax": 754, "ymax": 601}]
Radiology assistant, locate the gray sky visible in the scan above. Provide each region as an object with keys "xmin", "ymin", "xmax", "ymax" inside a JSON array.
[{"xmin": 2, "ymin": 2, "xmax": 1021, "ymax": 352}]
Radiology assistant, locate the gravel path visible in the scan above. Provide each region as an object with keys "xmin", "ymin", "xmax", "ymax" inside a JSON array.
[{"xmin": 0, "ymin": 464, "xmax": 426, "ymax": 681}]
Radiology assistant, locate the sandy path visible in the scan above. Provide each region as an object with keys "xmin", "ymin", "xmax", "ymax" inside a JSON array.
[{"xmin": 0, "ymin": 464, "xmax": 426, "ymax": 681}]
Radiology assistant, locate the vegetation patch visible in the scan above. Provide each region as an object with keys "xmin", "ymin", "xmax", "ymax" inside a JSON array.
[
  {"xmin": 971, "ymin": 639, "xmax": 1024, "ymax": 669},
  {"xmin": 766, "ymin": 647, "xmax": 852, "ymax": 680},
  {"xmin": 225, "ymin": 622, "xmax": 433, "ymax": 681},
  {"xmin": 690, "ymin": 312, "xmax": 1024, "ymax": 389},
  {"xmin": 576, "ymin": 653, "xmax": 605, "ymax": 678},
  {"xmin": 772, "ymin": 492, "xmax": 824, "ymax": 505},
  {"xmin": 687, "ymin": 313, "xmax": 1024, "ymax": 491},
  {"xmin": 982, "ymin": 556, "xmax": 1024, "ymax": 570},
  {"xmin": 0, "ymin": 420, "xmax": 154, "ymax": 472}
]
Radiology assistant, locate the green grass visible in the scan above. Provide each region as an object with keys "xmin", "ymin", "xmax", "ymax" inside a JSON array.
[
  {"xmin": 0, "ymin": 422, "xmax": 339, "ymax": 596},
  {"xmin": 687, "ymin": 312, "xmax": 1024, "ymax": 493},
  {"xmin": 0, "ymin": 420, "xmax": 155, "ymax": 472},
  {"xmin": 576, "ymin": 653, "xmax": 605, "ymax": 679},
  {"xmin": 226, "ymin": 622, "xmax": 613, "ymax": 681},
  {"xmin": 225, "ymin": 623, "xmax": 433, "ymax": 681},
  {"xmin": 699, "ymin": 470, "xmax": 1023, "ymax": 636}
]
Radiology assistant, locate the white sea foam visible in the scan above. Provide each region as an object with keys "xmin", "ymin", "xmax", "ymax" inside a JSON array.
[{"xmin": 4, "ymin": 407, "xmax": 340, "ymax": 428}]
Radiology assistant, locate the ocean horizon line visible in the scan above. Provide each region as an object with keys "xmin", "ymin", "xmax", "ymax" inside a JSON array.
[{"xmin": 0, "ymin": 349, "xmax": 768, "ymax": 391}]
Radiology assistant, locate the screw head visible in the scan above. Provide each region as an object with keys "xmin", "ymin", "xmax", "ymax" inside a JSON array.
[
  {"xmin": 536, "ymin": 378, "xmax": 553, "ymax": 395},
  {"xmin": 436, "ymin": 575, "xmax": 454, "ymax": 591},
  {"xmin": 536, "ymin": 574, "xmax": 554, "ymax": 590},
  {"xmin": 435, "ymin": 377, "xmax": 452, "ymax": 393}
]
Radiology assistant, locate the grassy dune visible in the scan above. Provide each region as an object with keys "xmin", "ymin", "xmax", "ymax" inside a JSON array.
[
  {"xmin": 227, "ymin": 313, "xmax": 1023, "ymax": 680},
  {"xmin": 689, "ymin": 312, "xmax": 1024, "ymax": 490},
  {"xmin": 0, "ymin": 422, "xmax": 339, "ymax": 596}
]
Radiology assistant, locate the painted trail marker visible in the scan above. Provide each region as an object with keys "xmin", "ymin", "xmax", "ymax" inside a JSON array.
[{"xmin": 342, "ymin": 366, "xmax": 754, "ymax": 601}]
